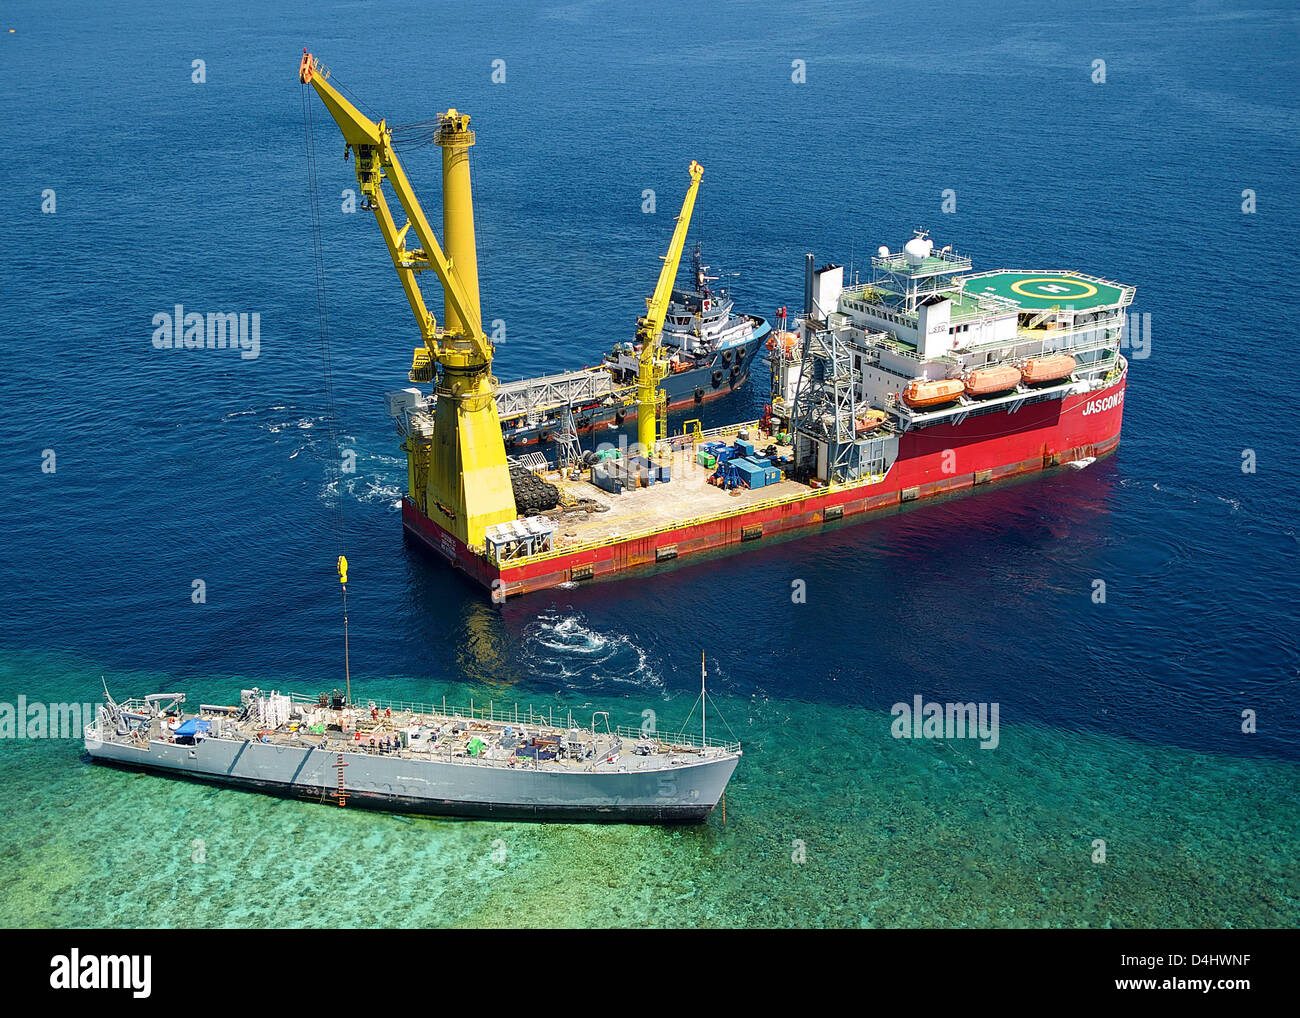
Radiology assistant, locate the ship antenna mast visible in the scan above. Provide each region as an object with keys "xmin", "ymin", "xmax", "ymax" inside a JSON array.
[
  {"xmin": 701, "ymin": 651, "xmax": 706, "ymax": 749},
  {"xmin": 338, "ymin": 556, "xmax": 351, "ymax": 707}
]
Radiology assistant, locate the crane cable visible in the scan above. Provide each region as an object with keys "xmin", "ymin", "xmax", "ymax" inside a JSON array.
[
  {"xmin": 388, "ymin": 118, "xmax": 443, "ymax": 150},
  {"xmin": 301, "ymin": 78, "xmax": 352, "ymax": 705}
]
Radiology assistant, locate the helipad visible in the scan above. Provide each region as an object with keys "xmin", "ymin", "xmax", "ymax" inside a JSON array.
[{"xmin": 962, "ymin": 270, "xmax": 1131, "ymax": 312}]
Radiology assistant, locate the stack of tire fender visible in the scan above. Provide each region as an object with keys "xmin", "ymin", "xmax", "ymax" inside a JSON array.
[{"xmin": 509, "ymin": 463, "xmax": 560, "ymax": 515}]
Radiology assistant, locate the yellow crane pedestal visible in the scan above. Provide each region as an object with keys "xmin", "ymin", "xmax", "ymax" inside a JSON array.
[{"xmin": 435, "ymin": 111, "xmax": 480, "ymax": 337}]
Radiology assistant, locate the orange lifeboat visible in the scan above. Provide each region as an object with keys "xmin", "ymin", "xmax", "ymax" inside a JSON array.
[
  {"xmin": 963, "ymin": 364, "xmax": 1021, "ymax": 397},
  {"xmin": 1020, "ymin": 354, "xmax": 1075, "ymax": 385},
  {"xmin": 855, "ymin": 409, "xmax": 889, "ymax": 434},
  {"xmin": 765, "ymin": 330, "xmax": 799, "ymax": 357},
  {"xmin": 902, "ymin": 378, "xmax": 964, "ymax": 408}
]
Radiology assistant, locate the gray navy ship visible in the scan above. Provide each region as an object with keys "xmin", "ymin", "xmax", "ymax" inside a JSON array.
[{"xmin": 84, "ymin": 683, "xmax": 740, "ymax": 823}]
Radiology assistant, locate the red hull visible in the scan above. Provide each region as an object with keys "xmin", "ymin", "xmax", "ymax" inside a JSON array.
[{"xmin": 405, "ymin": 372, "xmax": 1127, "ymax": 599}]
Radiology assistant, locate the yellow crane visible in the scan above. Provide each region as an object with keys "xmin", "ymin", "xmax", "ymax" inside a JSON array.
[
  {"xmin": 298, "ymin": 53, "xmax": 515, "ymax": 552},
  {"xmin": 637, "ymin": 160, "xmax": 704, "ymax": 456}
]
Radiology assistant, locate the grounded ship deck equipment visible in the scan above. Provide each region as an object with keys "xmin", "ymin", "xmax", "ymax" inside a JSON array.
[{"xmin": 86, "ymin": 680, "xmax": 740, "ymax": 823}]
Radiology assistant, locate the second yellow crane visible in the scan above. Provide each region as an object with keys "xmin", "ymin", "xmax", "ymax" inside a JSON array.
[{"xmin": 636, "ymin": 161, "xmax": 704, "ymax": 457}]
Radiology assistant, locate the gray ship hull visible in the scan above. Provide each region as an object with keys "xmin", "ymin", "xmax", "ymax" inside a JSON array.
[{"xmin": 85, "ymin": 730, "xmax": 738, "ymax": 823}]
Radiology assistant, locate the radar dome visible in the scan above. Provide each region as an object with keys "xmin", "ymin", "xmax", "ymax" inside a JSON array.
[
  {"xmin": 904, "ymin": 235, "xmax": 933, "ymax": 266},
  {"xmin": 877, "ymin": 245, "xmax": 890, "ymax": 258}
]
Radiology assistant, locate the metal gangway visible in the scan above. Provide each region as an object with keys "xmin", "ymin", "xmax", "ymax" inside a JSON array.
[{"xmin": 494, "ymin": 365, "xmax": 634, "ymax": 424}]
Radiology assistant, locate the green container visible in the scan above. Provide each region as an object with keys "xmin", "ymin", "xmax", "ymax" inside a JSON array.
[
  {"xmin": 697, "ymin": 451, "xmax": 717, "ymax": 467},
  {"xmin": 778, "ymin": 431, "xmax": 790, "ymax": 444}
]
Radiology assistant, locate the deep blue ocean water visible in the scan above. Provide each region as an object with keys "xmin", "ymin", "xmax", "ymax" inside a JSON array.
[{"xmin": 0, "ymin": 0, "xmax": 1296, "ymax": 927}]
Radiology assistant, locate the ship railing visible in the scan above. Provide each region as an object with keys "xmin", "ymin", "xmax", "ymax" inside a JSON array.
[
  {"xmin": 966, "ymin": 269, "xmax": 1136, "ymax": 308},
  {"xmin": 350, "ymin": 733, "xmax": 739, "ymax": 769},
  {"xmin": 871, "ymin": 249, "xmax": 973, "ymax": 275},
  {"xmin": 262, "ymin": 690, "xmax": 560, "ymax": 726},
  {"xmin": 853, "ymin": 330, "xmax": 920, "ymax": 360},
  {"xmin": 1010, "ymin": 330, "xmax": 1123, "ymax": 359},
  {"xmin": 615, "ymin": 725, "xmax": 740, "ymax": 754},
  {"xmin": 693, "ymin": 419, "xmax": 762, "ymax": 442},
  {"xmin": 245, "ymin": 690, "xmax": 738, "ymax": 751},
  {"xmin": 959, "ymin": 291, "xmax": 1022, "ymax": 317},
  {"xmin": 1013, "ymin": 269, "xmax": 1135, "ymax": 300},
  {"xmin": 1014, "ymin": 305, "xmax": 1127, "ymax": 328},
  {"xmin": 868, "ymin": 358, "xmax": 917, "ymax": 383}
]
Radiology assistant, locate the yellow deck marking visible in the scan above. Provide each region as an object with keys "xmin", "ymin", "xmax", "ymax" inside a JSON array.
[{"xmin": 1010, "ymin": 276, "xmax": 1098, "ymax": 301}]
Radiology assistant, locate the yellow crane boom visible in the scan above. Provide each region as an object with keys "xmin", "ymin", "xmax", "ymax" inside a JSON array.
[
  {"xmin": 299, "ymin": 53, "xmax": 485, "ymax": 367},
  {"xmin": 637, "ymin": 160, "xmax": 704, "ymax": 455},
  {"xmin": 299, "ymin": 53, "xmax": 516, "ymax": 551}
]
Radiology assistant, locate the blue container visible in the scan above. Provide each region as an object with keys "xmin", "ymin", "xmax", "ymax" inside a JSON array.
[
  {"xmin": 732, "ymin": 460, "xmax": 767, "ymax": 489},
  {"xmin": 590, "ymin": 467, "xmax": 624, "ymax": 494}
]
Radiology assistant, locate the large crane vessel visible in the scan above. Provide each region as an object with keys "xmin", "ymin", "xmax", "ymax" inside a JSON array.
[{"xmin": 299, "ymin": 58, "xmax": 1132, "ymax": 600}]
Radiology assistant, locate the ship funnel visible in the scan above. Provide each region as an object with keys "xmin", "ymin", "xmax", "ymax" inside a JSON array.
[
  {"xmin": 803, "ymin": 253, "xmax": 814, "ymax": 319},
  {"xmin": 812, "ymin": 264, "xmax": 843, "ymax": 322}
]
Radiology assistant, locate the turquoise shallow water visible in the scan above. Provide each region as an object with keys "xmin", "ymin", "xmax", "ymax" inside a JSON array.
[{"xmin": 2, "ymin": 651, "xmax": 1295, "ymax": 929}]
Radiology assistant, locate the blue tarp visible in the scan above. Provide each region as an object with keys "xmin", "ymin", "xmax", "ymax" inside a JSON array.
[{"xmin": 173, "ymin": 718, "xmax": 212, "ymax": 737}]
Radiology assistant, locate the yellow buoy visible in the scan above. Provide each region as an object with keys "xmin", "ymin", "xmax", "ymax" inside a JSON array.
[{"xmin": 337, "ymin": 555, "xmax": 348, "ymax": 585}]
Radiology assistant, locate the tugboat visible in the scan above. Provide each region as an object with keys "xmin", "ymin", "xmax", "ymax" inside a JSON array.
[
  {"xmin": 602, "ymin": 244, "xmax": 769, "ymax": 409},
  {"xmin": 499, "ymin": 244, "xmax": 769, "ymax": 447}
]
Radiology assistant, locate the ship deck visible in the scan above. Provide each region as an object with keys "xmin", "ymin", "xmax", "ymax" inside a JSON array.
[
  {"xmin": 102, "ymin": 691, "xmax": 739, "ymax": 775},
  {"xmin": 548, "ymin": 436, "xmax": 806, "ymax": 549},
  {"xmin": 961, "ymin": 269, "xmax": 1133, "ymax": 312}
]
